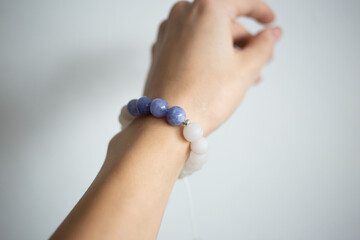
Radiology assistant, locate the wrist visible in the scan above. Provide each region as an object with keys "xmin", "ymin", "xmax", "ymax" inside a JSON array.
[
  {"xmin": 106, "ymin": 116, "xmax": 190, "ymax": 173},
  {"xmin": 144, "ymin": 91, "xmax": 211, "ymax": 135},
  {"xmin": 114, "ymin": 96, "xmax": 210, "ymax": 178}
]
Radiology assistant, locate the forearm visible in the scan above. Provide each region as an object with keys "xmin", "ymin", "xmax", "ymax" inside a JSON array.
[{"xmin": 51, "ymin": 116, "xmax": 189, "ymax": 240}]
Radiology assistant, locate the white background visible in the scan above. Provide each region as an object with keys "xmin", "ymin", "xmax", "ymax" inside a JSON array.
[{"xmin": 0, "ymin": 0, "xmax": 359, "ymax": 239}]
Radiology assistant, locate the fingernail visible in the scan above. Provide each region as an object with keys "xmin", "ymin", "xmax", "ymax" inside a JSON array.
[
  {"xmin": 271, "ymin": 27, "xmax": 282, "ymax": 41},
  {"xmin": 254, "ymin": 77, "xmax": 262, "ymax": 85}
]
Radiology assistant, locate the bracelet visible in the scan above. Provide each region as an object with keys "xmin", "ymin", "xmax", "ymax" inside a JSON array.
[{"xmin": 118, "ymin": 96, "xmax": 208, "ymax": 178}]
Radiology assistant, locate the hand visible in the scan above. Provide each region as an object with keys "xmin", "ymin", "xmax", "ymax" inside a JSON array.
[
  {"xmin": 51, "ymin": 2, "xmax": 283, "ymax": 238},
  {"xmin": 144, "ymin": 0, "xmax": 282, "ymax": 135}
]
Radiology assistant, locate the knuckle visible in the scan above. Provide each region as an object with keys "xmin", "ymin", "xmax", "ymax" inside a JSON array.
[
  {"xmin": 248, "ymin": 64, "xmax": 262, "ymax": 76},
  {"xmin": 158, "ymin": 20, "xmax": 167, "ymax": 34},
  {"xmin": 169, "ymin": 1, "xmax": 191, "ymax": 17},
  {"xmin": 242, "ymin": 56, "xmax": 262, "ymax": 74},
  {"xmin": 259, "ymin": 30, "xmax": 277, "ymax": 48},
  {"xmin": 194, "ymin": 0, "xmax": 214, "ymax": 6},
  {"xmin": 151, "ymin": 43, "xmax": 156, "ymax": 54},
  {"xmin": 160, "ymin": 20, "xmax": 167, "ymax": 27},
  {"xmin": 263, "ymin": 30, "xmax": 274, "ymax": 42},
  {"xmin": 193, "ymin": 0, "xmax": 218, "ymax": 14}
]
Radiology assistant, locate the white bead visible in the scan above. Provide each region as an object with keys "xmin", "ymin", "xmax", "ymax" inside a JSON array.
[
  {"xmin": 183, "ymin": 122, "xmax": 203, "ymax": 142},
  {"xmin": 119, "ymin": 105, "xmax": 135, "ymax": 122},
  {"xmin": 119, "ymin": 105, "xmax": 135, "ymax": 130},
  {"xmin": 179, "ymin": 168, "xmax": 191, "ymax": 179},
  {"xmin": 190, "ymin": 137, "xmax": 208, "ymax": 154},
  {"xmin": 183, "ymin": 151, "xmax": 208, "ymax": 172},
  {"xmin": 120, "ymin": 117, "xmax": 132, "ymax": 129}
]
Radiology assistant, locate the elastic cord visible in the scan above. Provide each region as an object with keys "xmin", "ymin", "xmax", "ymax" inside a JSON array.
[{"xmin": 183, "ymin": 177, "xmax": 201, "ymax": 240}]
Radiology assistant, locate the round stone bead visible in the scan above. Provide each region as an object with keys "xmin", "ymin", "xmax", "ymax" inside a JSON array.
[
  {"xmin": 136, "ymin": 96, "xmax": 152, "ymax": 115},
  {"xmin": 120, "ymin": 118, "xmax": 132, "ymax": 130},
  {"xmin": 119, "ymin": 105, "xmax": 135, "ymax": 129},
  {"xmin": 190, "ymin": 137, "xmax": 208, "ymax": 154},
  {"xmin": 183, "ymin": 122, "xmax": 203, "ymax": 142},
  {"xmin": 120, "ymin": 106, "xmax": 135, "ymax": 121},
  {"xmin": 183, "ymin": 151, "xmax": 208, "ymax": 172},
  {"xmin": 150, "ymin": 98, "xmax": 169, "ymax": 118},
  {"xmin": 127, "ymin": 99, "xmax": 141, "ymax": 116},
  {"xmin": 166, "ymin": 106, "xmax": 186, "ymax": 126},
  {"xmin": 179, "ymin": 168, "xmax": 192, "ymax": 179}
]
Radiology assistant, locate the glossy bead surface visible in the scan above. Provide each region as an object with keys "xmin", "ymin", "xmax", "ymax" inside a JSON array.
[
  {"xmin": 191, "ymin": 137, "xmax": 208, "ymax": 154},
  {"xmin": 136, "ymin": 96, "xmax": 152, "ymax": 115},
  {"xmin": 150, "ymin": 98, "xmax": 169, "ymax": 118},
  {"xmin": 166, "ymin": 106, "xmax": 186, "ymax": 126},
  {"xmin": 183, "ymin": 122, "xmax": 203, "ymax": 142},
  {"xmin": 183, "ymin": 119, "xmax": 191, "ymax": 126},
  {"xmin": 127, "ymin": 99, "xmax": 140, "ymax": 116}
]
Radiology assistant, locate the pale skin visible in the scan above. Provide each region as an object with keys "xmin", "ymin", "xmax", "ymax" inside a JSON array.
[{"xmin": 51, "ymin": 0, "xmax": 282, "ymax": 239}]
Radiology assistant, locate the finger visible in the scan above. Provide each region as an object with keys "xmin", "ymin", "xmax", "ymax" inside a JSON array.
[
  {"xmin": 226, "ymin": 0, "xmax": 275, "ymax": 23},
  {"xmin": 232, "ymin": 21, "xmax": 252, "ymax": 49},
  {"xmin": 241, "ymin": 27, "xmax": 282, "ymax": 69},
  {"xmin": 151, "ymin": 43, "xmax": 156, "ymax": 56},
  {"xmin": 157, "ymin": 20, "xmax": 168, "ymax": 41},
  {"xmin": 169, "ymin": 1, "xmax": 192, "ymax": 18},
  {"xmin": 254, "ymin": 75, "xmax": 262, "ymax": 84}
]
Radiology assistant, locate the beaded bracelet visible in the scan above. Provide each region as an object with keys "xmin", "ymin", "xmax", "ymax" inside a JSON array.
[{"xmin": 118, "ymin": 96, "xmax": 208, "ymax": 178}]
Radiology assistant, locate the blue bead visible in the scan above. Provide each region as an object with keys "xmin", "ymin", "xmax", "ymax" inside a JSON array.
[
  {"xmin": 127, "ymin": 99, "xmax": 140, "ymax": 116},
  {"xmin": 166, "ymin": 106, "xmax": 186, "ymax": 126},
  {"xmin": 136, "ymin": 96, "xmax": 152, "ymax": 115},
  {"xmin": 150, "ymin": 98, "xmax": 169, "ymax": 118}
]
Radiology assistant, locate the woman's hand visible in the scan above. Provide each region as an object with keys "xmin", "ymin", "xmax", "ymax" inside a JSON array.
[{"xmin": 144, "ymin": 0, "xmax": 282, "ymax": 135}]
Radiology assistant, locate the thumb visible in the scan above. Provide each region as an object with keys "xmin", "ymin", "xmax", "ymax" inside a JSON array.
[{"xmin": 241, "ymin": 27, "xmax": 282, "ymax": 70}]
